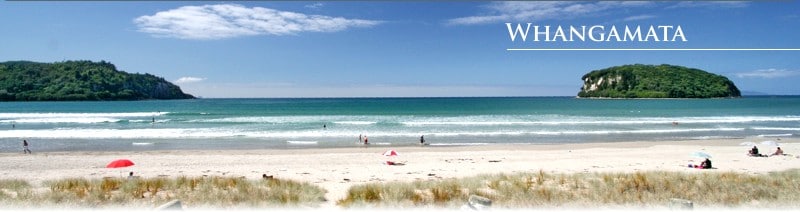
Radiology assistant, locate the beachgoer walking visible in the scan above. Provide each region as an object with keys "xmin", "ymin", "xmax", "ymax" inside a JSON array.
[
  {"xmin": 22, "ymin": 139, "xmax": 31, "ymax": 154},
  {"xmin": 420, "ymin": 135, "xmax": 425, "ymax": 145},
  {"xmin": 359, "ymin": 134, "xmax": 363, "ymax": 143},
  {"xmin": 364, "ymin": 136, "xmax": 369, "ymax": 145}
]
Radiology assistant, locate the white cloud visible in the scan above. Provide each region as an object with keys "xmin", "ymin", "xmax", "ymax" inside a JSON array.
[
  {"xmin": 735, "ymin": 69, "xmax": 800, "ymax": 79},
  {"xmin": 667, "ymin": 1, "xmax": 749, "ymax": 9},
  {"xmin": 305, "ymin": 3, "xmax": 324, "ymax": 10},
  {"xmin": 448, "ymin": 1, "xmax": 749, "ymax": 25},
  {"xmin": 175, "ymin": 77, "xmax": 206, "ymax": 84},
  {"xmin": 623, "ymin": 15, "xmax": 656, "ymax": 21},
  {"xmin": 447, "ymin": 1, "xmax": 654, "ymax": 25},
  {"xmin": 134, "ymin": 4, "xmax": 381, "ymax": 40}
]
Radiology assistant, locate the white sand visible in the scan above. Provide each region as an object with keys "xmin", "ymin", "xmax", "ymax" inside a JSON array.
[{"xmin": 2, "ymin": 138, "xmax": 799, "ymax": 209}]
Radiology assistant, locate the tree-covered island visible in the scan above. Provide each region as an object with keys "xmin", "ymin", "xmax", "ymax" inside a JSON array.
[
  {"xmin": 0, "ymin": 60, "xmax": 194, "ymax": 101},
  {"xmin": 577, "ymin": 64, "xmax": 741, "ymax": 98}
]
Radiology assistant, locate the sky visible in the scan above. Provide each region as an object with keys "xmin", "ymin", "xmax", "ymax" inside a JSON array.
[{"xmin": 1, "ymin": 1, "xmax": 799, "ymax": 98}]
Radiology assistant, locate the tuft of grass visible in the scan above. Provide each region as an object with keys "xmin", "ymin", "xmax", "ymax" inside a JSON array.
[
  {"xmin": 0, "ymin": 179, "xmax": 32, "ymax": 202},
  {"xmin": 339, "ymin": 169, "xmax": 800, "ymax": 209},
  {"xmin": 0, "ymin": 179, "xmax": 31, "ymax": 191}
]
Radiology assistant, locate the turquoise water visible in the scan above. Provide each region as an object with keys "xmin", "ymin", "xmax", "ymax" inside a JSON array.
[{"xmin": 1, "ymin": 97, "xmax": 798, "ymax": 152}]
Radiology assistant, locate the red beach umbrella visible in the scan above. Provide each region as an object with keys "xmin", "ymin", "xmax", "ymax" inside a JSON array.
[{"xmin": 106, "ymin": 159, "xmax": 135, "ymax": 168}]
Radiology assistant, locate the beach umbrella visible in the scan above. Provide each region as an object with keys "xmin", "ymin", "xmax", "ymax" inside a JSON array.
[
  {"xmin": 761, "ymin": 140, "xmax": 780, "ymax": 146},
  {"xmin": 690, "ymin": 151, "xmax": 712, "ymax": 159},
  {"xmin": 106, "ymin": 159, "xmax": 135, "ymax": 168},
  {"xmin": 739, "ymin": 141, "xmax": 757, "ymax": 146},
  {"xmin": 382, "ymin": 150, "xmax": 404, "ymax": 165},
  {"xmin": 382, "ymin": 150, "xmax": 398, "ymax": 157}
]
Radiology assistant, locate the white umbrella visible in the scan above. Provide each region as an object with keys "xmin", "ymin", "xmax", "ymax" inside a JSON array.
[
  {"xmin": 761, "ymin": 140, "xmax": 780, "ymax": 146},
  {"xmin": 739, "ymin": 141, "xmax": 757, "ymax": 146},
  {"xmin": 690, "ymin": 151, "xmax": 712, "ymax": 159},
  {"xmin": 382, "ymin": 150, "xmax": 398, "ymax": 156},
  {"xmin": 382, "ymin": 150, "xmax": 404, "ymax": 165}
]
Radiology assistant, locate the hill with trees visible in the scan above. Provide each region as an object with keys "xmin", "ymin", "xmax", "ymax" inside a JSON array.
[
  {"xmin": 577, "ymin": 64, "xmax": 741, "ymax": 98},
  {"xmin": 0, "ymin": 60, "xmax": 194, "ymax": 101}
]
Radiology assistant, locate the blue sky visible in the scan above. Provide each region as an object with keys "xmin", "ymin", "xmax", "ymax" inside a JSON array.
[{"xmin": 1, "ymin": 1, "xmax": 799, "ymax": 97}]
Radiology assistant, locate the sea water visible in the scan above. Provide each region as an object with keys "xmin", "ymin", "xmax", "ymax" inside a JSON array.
[{"xmin": 0, "ymin": 97, "xmax": 798, "ymax": 152}]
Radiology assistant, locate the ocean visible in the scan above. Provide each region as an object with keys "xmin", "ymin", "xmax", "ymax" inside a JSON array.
[{"xmin": 1, "ymin": 97, "xmax": 798, "ymax": 152}]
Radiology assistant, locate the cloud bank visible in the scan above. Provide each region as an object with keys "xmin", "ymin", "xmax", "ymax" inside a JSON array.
[
  {"xmin": 134, "ymin": 4, "xmax": 381, "ymax": 40},
  {"xmin": 736, "ymin": 69, "xmax": 800, "ymax": 79}
]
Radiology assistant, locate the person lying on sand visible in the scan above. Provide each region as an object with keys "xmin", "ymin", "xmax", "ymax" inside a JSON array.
[
  {"xmin": 770, "ymin": 147, "xmax": 785, "ymax": 156},
  {"xmin": 688, "ymin": 158, "xmax": 712, "ymax": 169},
  {"xmin": 385, "ymin": 161, "xmax": 406, "ymax": 166}
]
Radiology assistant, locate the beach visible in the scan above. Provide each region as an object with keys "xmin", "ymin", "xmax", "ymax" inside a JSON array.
[{"xmin": 2, "ymin": 137, "xmax": 798, "ymax": 209}]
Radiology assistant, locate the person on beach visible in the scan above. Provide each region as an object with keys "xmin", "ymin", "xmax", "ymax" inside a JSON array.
[
  {"xmin": 364, "ymin": 136, "xmax": 369, "ymax": 145},
  {"xmin": 700, "ymin": 158, "xmax": 712, "ymax": 169},
  {"xmin": 420, "ymin": 135, "xmax": 425, "ymax": 145},
  {"xmin": 749, "ymin": 146, "xmax": 765, "ymax": 157},
  {"xmin": 128, "ymin": 172, "xmax": 136, "ymax": 180},
  {"xmin": 770, "ymin": 147, "xmax": 784, "ymax": 156},
  {"xmin": 690, "ymin": 158, "xmax": 712, "ymax": 169},
  {"xmin": 22, "ymin": 139, "xmax": 31, "ymax": 154}
]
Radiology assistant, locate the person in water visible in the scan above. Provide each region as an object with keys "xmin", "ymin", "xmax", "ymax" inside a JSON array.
[{"xmin": 420, "ymin": 135, "xmax": 425, "ymax": 145}]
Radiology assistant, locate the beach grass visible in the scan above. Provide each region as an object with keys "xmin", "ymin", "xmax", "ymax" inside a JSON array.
[
  {"xmin": 337, "ymin": 169, "xmax": 800, "ymax": 209},
  {"xmin": 0, "ymin": 176, "xmax": 326, "ymax": 209},
  {"xmin": 4, "ymin": 169, "xmax": 800, "ymax": 209}
]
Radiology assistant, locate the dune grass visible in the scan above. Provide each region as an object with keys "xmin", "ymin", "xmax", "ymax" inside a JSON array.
[
  {"xmin": 0, "ymin": 176, "xmax": 326, "ymax": 209},
  {"xmin": 337, "ymin": 169, "xmax": 800, "ymax": 209}
]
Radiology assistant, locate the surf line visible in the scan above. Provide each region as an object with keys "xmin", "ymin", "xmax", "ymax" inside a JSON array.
[{"xmin": 506, "ymin": 23, "xmax": 687, "ymax": 42}]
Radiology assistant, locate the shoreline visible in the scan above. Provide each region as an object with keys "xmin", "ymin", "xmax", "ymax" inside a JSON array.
[{"xmin": 2, "ymin": 137, "xmax": 798, "ymax": 209}]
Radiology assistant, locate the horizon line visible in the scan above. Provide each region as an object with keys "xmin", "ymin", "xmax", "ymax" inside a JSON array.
[
  {"xmin": 191, "ymin": 94, "xmax": 795, "ymax": 99},
  {"xmin": 507, "ymin": 48, "xmax": 800, "ymax": 51}
]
